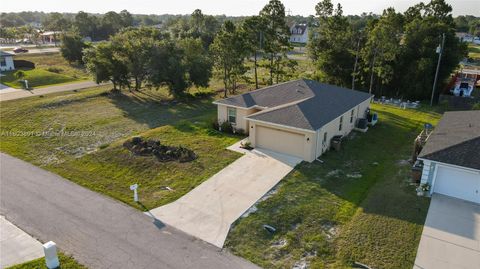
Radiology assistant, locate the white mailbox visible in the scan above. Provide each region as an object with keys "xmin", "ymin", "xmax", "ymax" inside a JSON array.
[{"xmin": 43, "ymin": 241, "xmax": 60, "ymax": 269}]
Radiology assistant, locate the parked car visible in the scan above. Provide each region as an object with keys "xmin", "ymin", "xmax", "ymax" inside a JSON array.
[{"xmin": 13, "ymin": 47, "xmax": 28, "ymax": 53}]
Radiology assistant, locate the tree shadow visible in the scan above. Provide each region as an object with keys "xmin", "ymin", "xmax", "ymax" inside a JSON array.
[
  {"xmin": 107, "ymin": 90, "xmax": 216, "ymax": 129},
  {"xmin": 292, "ymin": 109, "xmax": 433, "ymax": 226}
]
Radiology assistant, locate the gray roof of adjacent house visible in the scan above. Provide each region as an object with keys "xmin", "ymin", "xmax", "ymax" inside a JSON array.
[
  {"xmin": 290, "ymin": 24, "xmax": 307, "ymax": 35},
  {"xmin": 0, "ymin": 51, "xmax": 14, "ymax": 57},
  {"xmin": 419, "ymin": 110, "xmax": 480, "ymax": 170},
  {"xmin": 215, "ymin": 79, "xmax": 372, "ymax": 131}
]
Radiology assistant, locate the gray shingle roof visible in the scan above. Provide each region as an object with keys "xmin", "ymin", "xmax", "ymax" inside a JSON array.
[
  {"xmin": 419, "ymin": 110, "xmax": 480, "ymax": 170},
  {"xmin": 0, "ymin": 51, "xmax": 14, "ymax": 57},
  {"xmin": 215, "ymin": 79, "xmax": 372, "ymax": 131}
]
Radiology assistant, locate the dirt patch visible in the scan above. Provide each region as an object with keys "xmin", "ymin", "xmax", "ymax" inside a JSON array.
[
  {"xmin": 123, "ymin": 136, "xmax": 196, "ymax": 162},
  {"xmin": 326, "ymin": 169, "xmax": 342, "ymax": 177},
  {"xmin": 346, "ymin": 172, "xmax": 362, "ymax": 179}
]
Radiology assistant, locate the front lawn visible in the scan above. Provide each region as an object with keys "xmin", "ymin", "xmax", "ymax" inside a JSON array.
[
  {"xmin": 225, "ymin": 104, "xmax": 441, "ymax": 268},
  {"xmin": 1, "ymin": 52, "xmax": 90, "ymax": 89},
  {"xmin": 0, "ymin": 86, "xmax": 242, "ymax": 209},
  {"xmin": 6, "ymin": 253, "xmax": 86, "ymax": 269},
  {"xmin": 1, "ymin": 69, "xmax": 78, "ymax": 89}
]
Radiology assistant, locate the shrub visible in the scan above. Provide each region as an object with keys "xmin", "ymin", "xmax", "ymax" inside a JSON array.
[
  {"xmin": 220, "ymin": 121, "xmax": 233, "ymax": 133},
  {"xmin": 47, "ymin": 67, "xmax": 63, "ymax": 73},
  {"xmin": 472, "ymin": 102, "xmax": 480, "ymax": 110},
  {"xmin": 211, "ymin": 118, "xmax": 220, "ymax": 130},
  {"xmin": 14, "ymin": 70, "xmax": 25, "ymax": 80}
]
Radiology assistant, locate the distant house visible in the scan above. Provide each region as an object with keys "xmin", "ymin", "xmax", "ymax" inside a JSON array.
[
  {"xmin": 213, "ymin": 79, "xmax": 373, "ymax": 162},
  {"xmin": 289, "ymin": 23, "xmax": 308, "ymax": 44},
  {"xmin": 0, "ymin": 51, "xmax": 15, "ymax": 72},
  {"xmin": 40, "ymin": 31, "xmax": 62, "ymax": 43},
  {"xmin": 418, "ymin": 111, "xmax": 480, "ymax": 203},
  {"xmin": 456, "ymin": 32, "xmax": 475, "ymax": 43}
]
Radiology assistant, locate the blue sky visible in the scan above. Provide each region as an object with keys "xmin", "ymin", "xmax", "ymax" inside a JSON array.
[{"xmin": 2, "ymin": 0, "xmax": 479, "ymax": 16}]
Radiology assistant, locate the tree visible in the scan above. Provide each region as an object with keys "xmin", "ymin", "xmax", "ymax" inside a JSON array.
[
  {"xmin": 395, "ymin": 0, "xmax": 467, "ymax": 100},
  {"xmin": 110, "ymin": 27, "xmax": 159, "ymax": 90},
  {"xmin": 211, "ymin": 21, "xmax": 248, "ymax": 97},
  {"xmin": 178, "ymin": 38, "xmax": 213, "ymax": 89},
  {"xmin": 60, "ymin": 33, "xmax": 89, "ymax": 63},
  {"xmin": 360, "ymin": 8, "xmax": 403, "ymax": 95},
  {"xmin": 242, "ymin": 16, "xmax": 267, "ymax": 89},
  {"xmin": 308, "ymin": 0, "xmax": 355, "ymax": 87},
  {"xmin": 260, "ymin": 0, "xmax": 291, "ymax": 85},
  {"xmin": 74, "ymin": 11, "xmax": 97, "ymax": 39},
  {"xmin": 83, "ymin": 42, "xmax": 129, "ymax": 91},
  {"xmin": 84, "ymin": 27, "xmax": 212, "ymax": 96}
]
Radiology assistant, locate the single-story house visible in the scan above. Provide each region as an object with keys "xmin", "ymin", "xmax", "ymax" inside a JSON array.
[
  {"xmin": 0, "ymin": 51, "xmax": 15, "ymax": 72},
  {"xmin": 213, "ymin": 79, "xmax": 373, "ymax": 162},
  {"xmin": 289, "ymin": 23, "xmax": 308, "ymax": 44},
  {"xmin": 418, "ymin": 110, "xmax": 480, "ymax": 203}
]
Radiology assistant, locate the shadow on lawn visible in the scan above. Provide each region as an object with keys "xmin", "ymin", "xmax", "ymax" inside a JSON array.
[
  {"xmin": 295, "ymin": 108, "xmax": 432, "ymax": 226},
  {"xmin": 108, "ymin": 90, "xmax": 216, "ymax": 129}
]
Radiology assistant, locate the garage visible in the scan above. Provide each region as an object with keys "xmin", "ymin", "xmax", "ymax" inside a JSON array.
[
  {"xmin": 433, "ymin": 165, "xmax": 480, "ymax": 203},
  {"xmin": 256, "ymin": 125, "xmax": 305, "ymax": 158}
]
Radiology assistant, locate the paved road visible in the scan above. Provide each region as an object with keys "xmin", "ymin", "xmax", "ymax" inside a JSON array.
[
  {"xmin": 0, "ymin": 153, "xmax": 259, "ymax": 269},
  {"xmin": 0, "ymin": 81, "xmax": 102, "ymax": 102},
  {"xmin": 151, "ymin": 142, "xmax": 301, "ymax": 248}
]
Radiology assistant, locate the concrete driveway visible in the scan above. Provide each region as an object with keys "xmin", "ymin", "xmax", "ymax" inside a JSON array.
[
  {"xmin": 150, "ymin": 144, "xmax": 302, "ymax": 248},
  {"xmin": 414, "ymin": 194, "xmax": 480, "ymax": 269},
  {"xmin": 1, "ymin": 216, "xmax": 44, "ymax": 269}
]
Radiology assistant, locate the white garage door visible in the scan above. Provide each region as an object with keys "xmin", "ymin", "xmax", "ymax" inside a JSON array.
[
  {"xmin": 434, "ymin": 166, "xmax": 480, "ymax": 203},
  {"xmin": 256, "ymin": 125, "xmax": 305, "ymax": 159}
]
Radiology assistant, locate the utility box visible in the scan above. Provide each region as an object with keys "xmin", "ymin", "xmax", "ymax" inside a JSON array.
[
  {"xmin": 43, "ymin": 241, "xmax": 60, "ymax": 269},
  {"xmin": 331, "ymin": 135, "xmax": 343, "ymax": 151}
]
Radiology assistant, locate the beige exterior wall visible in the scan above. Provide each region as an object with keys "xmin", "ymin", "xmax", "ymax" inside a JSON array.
[
  {"xmin": 314, "ymin": 97, "xmax": 372, "ymax": 159},
  {"xmin": 217, "ymin": 104, "xmax": 259, "ymax": 134}
]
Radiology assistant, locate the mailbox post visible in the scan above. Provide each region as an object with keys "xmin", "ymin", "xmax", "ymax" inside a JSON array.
[{"xmin": 130, "ymin": 184, "xmax": 138, "ymax": 202}]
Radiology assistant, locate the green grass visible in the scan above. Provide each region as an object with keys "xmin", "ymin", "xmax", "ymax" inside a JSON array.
[
  {"xmin": 0, "ymin": 52, "xmax": 89, "ymax": 89},
  {"xmin": 225, "ymin": 104, "xmax": 441, "ymax": 269},
  {"xmin": 0, "ymin": 85, "xmax": 242, "ymax": 209},
  {"xmin": 1, "ymin": 69, "xmax": 79, "ymax": 89},
  {"xmin": 468, "ymin": 44, "xmax": 480, "ymax": 60},
  {"xmin": 6, "ymin": 253, "xmax": 86, "ymax": 269}
]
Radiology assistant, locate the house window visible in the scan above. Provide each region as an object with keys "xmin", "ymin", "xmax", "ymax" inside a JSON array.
[
  {"xmin": 339, "ymin": 116, "xmax": 343, "ymax": 131},
  {"xmin": 228, "ymin": 107, "xmax": 236, "ymax": 124},
  {"xmin": 323, "ymin": 132, "xmax": 327, "ymax": 144},
  {"xmin": 0, "ymin": 57, "xmax": 5, "ymax": 67},
  {"xmin": 350, "ymin": 109, "xmax": 355, "ymax": 123}
]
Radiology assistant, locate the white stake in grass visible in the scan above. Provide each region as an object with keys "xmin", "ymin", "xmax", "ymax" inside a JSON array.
[{"xmin": 130, "ymin": 184, "xmax": 139, "ymax": 202}]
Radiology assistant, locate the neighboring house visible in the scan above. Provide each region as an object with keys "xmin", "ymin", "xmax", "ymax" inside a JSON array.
[
  {"xmin": 418, "ymin": 111, "xmax": 480, "ymax": 204},
  {"xmin": 40, "ymin": 31, "xmax": 62, "ymax": 43},
  {"xmin": 0, "ymin": 51, "xmax": 15, "ymax": 72},
  {"xmin": 213, "ymin": 79, "xmax": 373, "ymax": 162},
  {"xmin": 289, "ymin": 23, "xmax": 308, "ymax": 44},
  {"xmin": 456, "ymin": 32, "xmax": 475, "ymax": 43}
]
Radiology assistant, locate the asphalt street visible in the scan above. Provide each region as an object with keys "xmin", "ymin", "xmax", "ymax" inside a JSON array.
[{"xmin": 0, "ymin": 153, "xmax": 259, "ymax": 269}]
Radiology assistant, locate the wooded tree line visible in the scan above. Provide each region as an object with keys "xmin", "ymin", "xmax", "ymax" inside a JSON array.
[
  {"xmin": 309, "ymin": 0, "xmax": 469, "ymax": 100},
  {"xmin": 81, "ymin": 1, "xmax": 295, "ymax": 98},
  {"xmin": 83, "ymin": 27, "xmax": 211, "ymax": 96},
  {"xmin": 13, "ymin": 0, "xmax": 471, "ymax": 101}
]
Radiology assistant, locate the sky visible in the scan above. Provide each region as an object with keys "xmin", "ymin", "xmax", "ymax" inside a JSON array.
[{"xmin": 2, "ymin": 0, "xmax": 479, "ymax": 17}]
